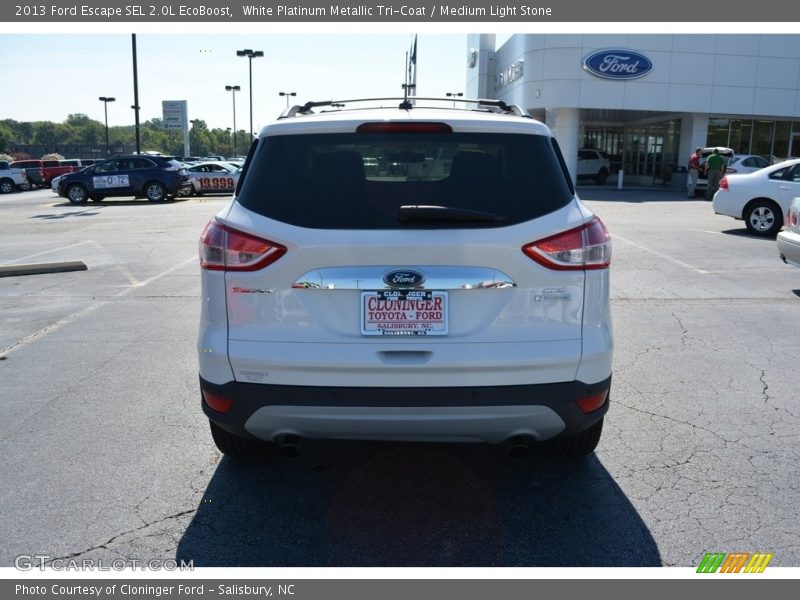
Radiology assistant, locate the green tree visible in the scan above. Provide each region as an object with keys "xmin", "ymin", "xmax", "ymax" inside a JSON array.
[
  {"xmin": 0, "ymin": 122, "xmax": 14, "ymax": 154},
  {"xmin": 65, "ymin": 113, "xmax": 104, "ymax": 145}
]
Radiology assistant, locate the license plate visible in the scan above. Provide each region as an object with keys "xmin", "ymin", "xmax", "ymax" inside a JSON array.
[{"xmin": 361, "ymin": 290, "xmax": 448, "ymax": 336}]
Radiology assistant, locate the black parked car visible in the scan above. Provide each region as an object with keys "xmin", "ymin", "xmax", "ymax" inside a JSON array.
[{"xmin": 56, "ymin": 155, "xmax": 190, "ymax": 204}]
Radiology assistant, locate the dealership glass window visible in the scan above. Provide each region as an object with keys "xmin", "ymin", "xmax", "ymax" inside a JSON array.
[
  {"xmin": 791, "ymin": 132, "xmax": 800, "ymax": 159},
  {"xmin": 773, "ymin": 121, "xmax": 791, "ymax": 162},
  {"xmin": 728, "ymin": 120, "xmax": 753, "ymax": 155},
  {"xmin": 707, "ymin": 118, "xmax": 800, "ymax": 161},
  {"xmin": 707, "ymin": 118, "xmax": 730, "ymax": 149},
  {"xmin": 621, "ymin": 119, "xmax": 680, "ymax": 179},
  {"xmin": 751, "ymin": 120, "xmax": 775, "ymax": 160}
]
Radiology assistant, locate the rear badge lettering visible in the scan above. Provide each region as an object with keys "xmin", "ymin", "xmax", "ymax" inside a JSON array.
[
  {"xmin": 383, "ymin": 270, "xmax": 426, "ymax": 288},
  {"xmin": 231, "ymin": 287, "xmax": 276, "ymax": 294},
  {"xmin": 534, "ymin": 288, "xmax": 571, "ymax": 302}
]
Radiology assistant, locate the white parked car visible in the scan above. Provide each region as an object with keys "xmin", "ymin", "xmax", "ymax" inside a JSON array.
[
  {"xmin": 184, "ymin": 161, "xmax": 241, "ymax": 195},
  {"xmin": 777, "ymin": 196, "xmax": 800, "ymax": 268},
  {"xmin": 197, "ymin": 97, "xmax": 614, "ymax": 460},
  {"xmin": 577, "ymin": 149, "xmax": 611, "ymax": 185},
  {"xmin": 712, "ymin": 158, "xmax": 800, "ymax": 236}
]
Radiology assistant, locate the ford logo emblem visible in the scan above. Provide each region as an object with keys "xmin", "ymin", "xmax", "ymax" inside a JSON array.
[
  {"xmin": 383, "ymin": 270, "xmax": 425, "ymax": 288},
  {"xmin": 583, "ymin": 49, "xmax": 652, "ymax": 80}
]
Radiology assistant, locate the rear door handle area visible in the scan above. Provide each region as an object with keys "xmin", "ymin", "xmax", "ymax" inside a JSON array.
[{"xmin": 377, "ymin": 351, "xmax": 433, "ymax": 365}]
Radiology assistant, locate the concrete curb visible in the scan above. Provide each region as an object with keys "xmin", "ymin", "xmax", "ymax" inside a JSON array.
[{"xmin": 0, "ymin": 261, "xmax": 88, "ymax": 278}]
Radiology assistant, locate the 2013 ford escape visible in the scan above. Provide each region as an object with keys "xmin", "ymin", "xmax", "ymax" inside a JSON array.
[{"xmin": 198, "ymin": 97, "xmax": 613, "ymax": 459}]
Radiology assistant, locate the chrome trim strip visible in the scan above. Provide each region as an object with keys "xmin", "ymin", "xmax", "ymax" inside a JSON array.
[{"xmin": 293, "ymin": 266, "xmax": 516, "ymax": 290}]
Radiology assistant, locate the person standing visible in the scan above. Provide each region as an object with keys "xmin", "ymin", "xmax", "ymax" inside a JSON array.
[
  {"xmin": 687, "ymin": 147, "xmax": 702, "ymax": 198},
  {"xmin": 704, "ymin": 148, "xmax": 725, "ymax": 200}
]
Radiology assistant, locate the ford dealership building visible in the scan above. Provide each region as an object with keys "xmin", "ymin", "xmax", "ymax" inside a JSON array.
[{"xmin": 466, "ymin": 34, "xmax": 800, "ymax": 185}]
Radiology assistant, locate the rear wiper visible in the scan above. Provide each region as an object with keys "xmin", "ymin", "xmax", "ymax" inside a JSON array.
[{"xmin": 398, "ymin": 205, "xmax": 507, "ymax": 223}]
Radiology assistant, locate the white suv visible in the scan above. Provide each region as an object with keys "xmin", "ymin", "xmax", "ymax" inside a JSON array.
[
  {"xmin": 577, "ymin": 149, "xmax": 611, "ymax": 185},
  {"xmin": 198, "ymin": 98, "xmax": 613, "ymax": 459}
]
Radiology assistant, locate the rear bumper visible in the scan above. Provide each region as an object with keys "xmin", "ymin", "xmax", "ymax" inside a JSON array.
[
  {"xmin": 200, "ymin": 375, "xmax": 611, "ymax": 444},
  {"xmin": 777, "ymin": 229, "xmax": 800, "ymax": 268}
]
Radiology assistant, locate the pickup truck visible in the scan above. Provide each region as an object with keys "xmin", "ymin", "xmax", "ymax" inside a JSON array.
[
  {"xmin": 0, "ymin": 160, "xmax": 28, "ymax": 193},
  {"xmin": 10, "ymin": 160, "xmax": 47, "ymax": 188},
  {"xmin": 10, "ymin": 159, "xmax": 82, "ymax": 187}
]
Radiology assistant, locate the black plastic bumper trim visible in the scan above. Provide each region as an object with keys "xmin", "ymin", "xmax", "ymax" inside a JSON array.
[{"xmin": 199, "ymin": 375, "xmax": 612, "ymax": 442}]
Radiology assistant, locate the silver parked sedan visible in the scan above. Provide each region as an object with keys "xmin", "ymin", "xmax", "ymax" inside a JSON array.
[
  {"xmin": 184, "ymin": 161, "xmax": 240, "ymax": 195},
  {"xmin": 778, "ymin": 196, "xmax": 800, "ymax": 268}
]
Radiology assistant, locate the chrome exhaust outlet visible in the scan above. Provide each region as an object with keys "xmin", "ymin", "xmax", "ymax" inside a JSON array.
[
  {"xmin": 275, "ymin": 434, "xmax": 302, "ymax": 458},
  {"xmin": 505, "ymin": 435, "xmax": 535, "ymax": 458}
]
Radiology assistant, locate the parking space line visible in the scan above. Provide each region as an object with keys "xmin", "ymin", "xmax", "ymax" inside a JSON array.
[
  {"xmin": 128, "ymin": 256, "xmax": 196, "ymax": 290},
  {"xmin": 0, "ymin": 255, "xmax": 197, "ymax": 358},
  {"xmin": 612, "ymin": 234, "xmax": 710, "ymax": 274},
  {"xmin": 0, "ymin": 241, "xmax": 93, "ymax": 266}
]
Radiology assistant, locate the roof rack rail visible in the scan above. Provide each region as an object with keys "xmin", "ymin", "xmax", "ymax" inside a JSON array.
[{"xmin": 277, "ymin": 97, "xmax": 533, "ymax": 119}]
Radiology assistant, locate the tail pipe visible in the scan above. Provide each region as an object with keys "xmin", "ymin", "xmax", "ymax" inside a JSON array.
[
  {"xmin": 275, "ymin": 434, "xmax": 302, "ymax": 458},
  {"xmin": 505, "ymin": 435, "xmax": 535, "ymax": 458}
]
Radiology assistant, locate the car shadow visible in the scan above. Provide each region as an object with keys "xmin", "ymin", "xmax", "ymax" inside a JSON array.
[
  {"xmin": 49, "ymin": 197, "xmax": 192, "ymax": 208},
  {"xmin": 175, "ymin": 440, "xmax": 660, "ymax": 567},
  {"xmin": 720, "ymin": 228, "xmax": 776, "ymax": 239},
  {"xmin": 577, "ymin": 187, "xmax": 701, "ymax": 203}
]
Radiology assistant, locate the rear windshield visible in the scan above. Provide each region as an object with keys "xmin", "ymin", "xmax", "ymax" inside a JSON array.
[{"xmin": 236, "ymin": 132, "xmax": 574, "ymax": 229}]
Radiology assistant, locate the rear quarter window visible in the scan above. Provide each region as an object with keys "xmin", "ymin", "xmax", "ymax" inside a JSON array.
[{"xmin": 236, "ymin": 131, "xmax": 574, "ymax": 229}]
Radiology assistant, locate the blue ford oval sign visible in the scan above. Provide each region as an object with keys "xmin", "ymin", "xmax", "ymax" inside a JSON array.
[
  {"xmin": 583, "ymin": 49, "xmax": 652, "ymax": 80},
  {"xmin": 383, "ymin": 270, "xmax": 425, "ymax": 288}
]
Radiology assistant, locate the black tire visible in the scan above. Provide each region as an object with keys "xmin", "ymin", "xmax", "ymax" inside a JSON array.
[
  {"xmin": 144, "ymin": 181, "xmax": 167, "ymax": 202},
  {"xmin": 544, "ymin": 417, "xmax": 604, "ymax": 457},
  {"xmin": 744, "ymin": 200, "xmax": 783, "ymax": 237},
  {"xmin": 209, "ymin": 421, "xmax": 273, "ymax": 460},
  {"xmin": 0, "ymin": 178, "xmax": 15, "ymax": 194},
  {"xmin": 66, "ymin": 184, "xmax": 89, "ymax": 204},
  {"xmin": 595, "ymin": 168, "xmax": 609, "ymax": 185}
]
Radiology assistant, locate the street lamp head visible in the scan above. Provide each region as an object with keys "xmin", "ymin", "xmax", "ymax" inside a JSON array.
[
  {"xmin": 99, "ymin": 96, "xmax": 116, "ymax": 102},
  {"xmin": 237, "ymin": 49, "xmax": 263, "ymax": 59},
  {"xmin": 279, "ymin": 92, "xmax": 297, "ymax": 97},
  {"xmin": 225, "ymin": 85, "xmax": 241, "ymax": 91},
  {"xmin": 446, "ymin": 92, "xmax": 463, "ymax": 98}
]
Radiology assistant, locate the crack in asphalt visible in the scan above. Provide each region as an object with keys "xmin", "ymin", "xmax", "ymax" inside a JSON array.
[{"xmin": 45, "ymin": 508, "xmax": 197, "ymax": 563}]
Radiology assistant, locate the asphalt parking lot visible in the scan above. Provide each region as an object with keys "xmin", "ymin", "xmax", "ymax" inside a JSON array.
[{"xmin": 0, "ymin": 187, "xmax": 798, "ymax": 567}]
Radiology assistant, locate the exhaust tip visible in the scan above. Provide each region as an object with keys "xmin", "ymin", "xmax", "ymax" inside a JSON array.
[
  {"xmin": 275, "ymin": 434, "xmax": 302, "ymax": 459},
  {"xmin": 505, "ymin": 435, "xmax": 535, "ymax": 458}
]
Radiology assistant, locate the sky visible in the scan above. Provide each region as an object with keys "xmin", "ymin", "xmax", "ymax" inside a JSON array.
[
  {"xmin": 1, "ymin": 22, "xmax": 794, "ymax": 134},
  {"xmin": 0, "ymin": 33, "xmax": 470, "ymax": 131}
]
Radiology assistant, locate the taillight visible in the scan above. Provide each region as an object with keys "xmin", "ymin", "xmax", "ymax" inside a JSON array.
[
  {"xmin": 199, "ymin": 220, "xmax": 287, "ymax": 271},
  {"xmin": 202, "ymin": 390, "xmax": 234, "ymax": 414},
  {"xmin": 576, "ymin": 389, "xmax": 609, "ymax": 414},
  {"xmin": 789, "ymin": 209, "xmax": 799, "ymax": 227},
  {"xmin": 719, "ymin": 176, "xmax": 728, "ymax": 190},
  {"xmin": 356, "ymin": 122, "xmax": 453, "ymax": 134},
  {"xmin": 522, "ymin": 218, "xmax": 611, "ymax": 270}
]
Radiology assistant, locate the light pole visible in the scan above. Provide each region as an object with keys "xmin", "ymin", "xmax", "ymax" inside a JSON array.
[
  {"xmin": 279, "ymin": 91, "xmax": 296, "ymax": 107},
  {"xmin": 446, "ymin": 92, "xmax": 463, "ymax": 107},
  {"xmin": 236, "ymin": 49, "xmax": 263, "ymax": 139},
  {"xmin": 225, "ymin": 85, "xmax": 240, "ymax": 156},
  {"xmin": 98, "ymin": 96, "xmax": 116, "ymax": 156}
]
